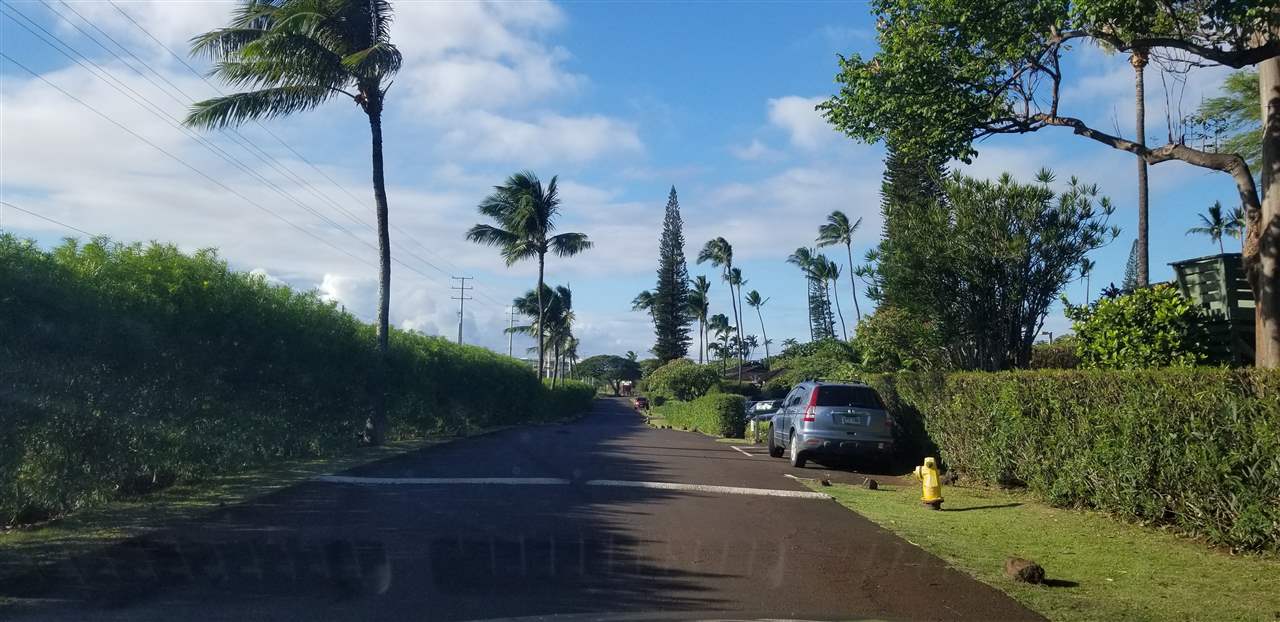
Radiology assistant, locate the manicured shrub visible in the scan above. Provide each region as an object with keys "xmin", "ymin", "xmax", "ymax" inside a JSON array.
[
  {"xmin": 655, "ymin": 393, "xmax": 747, "ymax": 438},
  {"xmin": 1029, "ymin": 336, "xmax": 1080, "ymax": 369},
  {"xmin": 1064, "ymin": 285, "xmax": 1211, "ymax": 369},
  {"xmin": 645, "ymin": 359, "xmax": 720, "ymax": 401},
  {"xmin": 867, "ymin": 369, "xmax": 1280, "ymax": 552},
  {"xmin": 0, "ymin": 236, "xmax": 593, "ymax": 525},
  {"xmin": 715, "ymin": 380, "xmax": 760, "ymax": 399}
]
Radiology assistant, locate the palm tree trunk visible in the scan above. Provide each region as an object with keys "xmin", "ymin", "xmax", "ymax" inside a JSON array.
[
  {"xmin": 734, "ymin": 280, "xmax": 744, "ymax": 382},
  {"xmin": 831, "ymin": 277, "xmax": 847, "ymax": 341},
  {"xmin": 536, "ymin": 255, "xmax": 545, "ymax": 380},
  {"xmin": 553, "ymin": 340, "xmax": 561, "ymax": 388},
  {"xmin": 845, "ymin": 242, "xmax": 862, "ymax": 323},
  {"xmin": 1257, "ymin": 54, "xmax": 1280, "ymax": 367},
  {"xmin": 756, "ymin": 307, "xmax": 770, "ymax": 361},
  {"xmin": 365, "ymin": 106, "xmax": 390, "ymax": 446},
  {"xmin": 697, "ymin": 318, "xmax": 704, "ymax": 364},
  {"xmin": 1132, "ymin": 50, "xmax": 1150, "ymax": 287}
]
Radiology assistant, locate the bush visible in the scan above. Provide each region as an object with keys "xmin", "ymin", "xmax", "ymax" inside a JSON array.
[
  {"xmin": 1064, "ymin": 285, "xmax": 1211, "ymax": 369},
  {"xmin": 645, "ymin": 359, "xmax": 720, "ymax": 401},
  {"xmin": 0, "ymin": 236, "xmax": 594, "ymax": 525},
  {"xmin": 1029, "ymin": 336, "xmax": 1080, "ymax": 369},
  {"xmin": 657, "ymin": 393, "xmax": 747, "ymax": 438},
  {"xmin": 715, "ymin": 380, "xmax": 760, "ymax": 399},
  {"xmin": 867, "ymin": 369, "xmax": 1280, "ymax": 552},
  {"xmin": 852, "ymin": 306, "xmax": 949, "ymax": 372}
]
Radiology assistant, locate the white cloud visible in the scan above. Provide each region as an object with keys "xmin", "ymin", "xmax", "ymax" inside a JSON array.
[
  {"xmin": 767, "ymin": 95, "xmax": 837, "ymax": 150},
  {"xmin": 730, "ymin": 138, "xmax": 783, "ymax": 161},
  {"xmin": 439, "ymin": 111, "xmax": 642, "ymax": 163}
]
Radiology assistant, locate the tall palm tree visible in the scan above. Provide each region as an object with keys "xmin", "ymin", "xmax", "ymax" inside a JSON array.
[
  {"xmin": 1079, "ymin": 257, "xmax": 1096, "ymax": 305},
  {"xmin": 744, "ymin": 290, "xmax": 771, "ymax": 362},
  {"xmin": 708, "ymin": 313, "xmax": 732, "ymax": 373},
  {"xmin": 468, "ymin": 171, "xmax": 591, "ymax": 379},
  {"xmin": 186, "ymin": 0, "xmax": 402, "ymax": 445},
  {"xmin": 631, "ymin": 290, "xmax": 656, "ymax": 327},
  {"xmin": 816, "ymin": 210, "xmax": 863, "ymax": 322},
  {"xmin": 1187, "ymin": 201, "xmax": 1233, "ymax": 254},
  {"xmin": 698, "ymin": 238, "xmax": 743, "ymax": 381},
  {"xmin": 509, "ymin": 284, "xmax": 575, "ymax": 386},
  {"xmin": 1132, "ymin": 48, "xmax": 1150, "ymax": 287},
  {"xmin": 687, "ymin": 276, "xmax": 711, "ymax": 364},
  {"xmin": 819, "ymin": 258, "xmax": 848, "ymax": 341},
  {"xmin": 787, "ymin": 247, "xmax": 830, "ymax": 340}
]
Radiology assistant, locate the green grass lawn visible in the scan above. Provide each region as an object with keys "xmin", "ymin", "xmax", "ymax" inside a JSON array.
[{"xmin": 812, "ymin": 481, "xmax": 1280, "ymax": 621}]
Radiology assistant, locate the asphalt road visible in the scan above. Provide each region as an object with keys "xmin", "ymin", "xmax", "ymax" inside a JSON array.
[{"xmin": 6, "ymin": 398, "xmax": 1040, "ymax": 621}]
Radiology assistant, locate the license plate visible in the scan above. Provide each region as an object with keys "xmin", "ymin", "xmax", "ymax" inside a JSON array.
[{"xmin": 841, "ymin": 415, "xmax": 867, "ymax": 426}]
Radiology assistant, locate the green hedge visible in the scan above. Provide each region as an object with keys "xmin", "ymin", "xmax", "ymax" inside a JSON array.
[
  {"xmin": 645, "ymin": 359, "xmax": 720, "ymax": 401},
  {"xmin": 655, "ymin": 393, "xmax": 747, "ymax": 438},
  {"xmin": 0, "ymin": 236, "xmax": 593, "ymax": 525},
  {"xmin": 868, "ymin": 369, "xmax": 1280, "ymax": 552}
]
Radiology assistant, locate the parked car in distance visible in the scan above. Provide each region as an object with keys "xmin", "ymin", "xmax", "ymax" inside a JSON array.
[
  {"xmin": 768, "ymin": 381, "xmax": 893, "ymax": 468},
  {"xmin": 747, "ymin": 399, "xmax": 783, "ymax": 423},
  {"xmin": 632, "ymin": 396, "xmax": 649, "ymax": 410}
]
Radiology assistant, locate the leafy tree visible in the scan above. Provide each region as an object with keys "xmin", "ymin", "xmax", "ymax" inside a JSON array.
[
  {"xmin": 186, "ymin": 0, "xmax": 402, "ymax": 444},
  {"xmin": 687, "ymin": 276, "xmax": 712, "ymax": 364},
  {"xmin": 852, "ymin": 306, "xmax": 947, "ymax": 372},
  {"xmin": 467, "ymin": 172, "xmax": 591, "ymax": 379},
  {"xmin": 816, "ymin": 210, "xmax": 864, "ymax": 322},
  {"xmin": 1064, "ymin": 284, "xmax": 1210, "ymax": 369},
  {"xmin": 652, "ymin": 187, "xmax": 691, "ymax": 362},
  {"xmin": 1187, "ymin": 200, "xmax": 1244, "ymax": 255},
  {"xmin": 698, "ymin": 238, "xmax": 743, "ymax": 380},
  {"xmin": 577, "ymin": 354, "xmax": 642, "ymax": 396},
  {"xmin": 744, "ymin": 290, "xmax": 771, "ymax": 362},
  {"xmin": 645, "ymin": 359, "xmax": 720, "ymax": 402},
  {"xmin": 863, "ymin": 170, "xmax": 1117, "ymax": 370},
  {"xmin": 1190, "ymin": 69, "xmax": 1261, "ymax": 172},
  {"xmin": 818, "ymin": 0, "xmax": 1279, "ymax": 367},
  {"xmin": 625, "ymin": 350, "xmax": 637, "ymax": 362}
]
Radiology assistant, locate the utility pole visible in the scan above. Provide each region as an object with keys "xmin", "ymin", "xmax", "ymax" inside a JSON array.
[
  {"xmin": 450, "ymin": 276, "xmax": 473, "ymax": 345},
  {"xmin": 507, "ymin": 306, "xmax": 517, "ymax": 357}
]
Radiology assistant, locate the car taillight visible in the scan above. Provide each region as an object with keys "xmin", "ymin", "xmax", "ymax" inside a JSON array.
[{"xmin": 802, "ymin": 389, "xmax": 819, "ymax": 422}]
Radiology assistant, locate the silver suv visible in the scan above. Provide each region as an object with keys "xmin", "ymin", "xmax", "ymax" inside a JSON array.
[{"xmin": 768, "ymin": 381, "xmax": 894, "ymax": 468}]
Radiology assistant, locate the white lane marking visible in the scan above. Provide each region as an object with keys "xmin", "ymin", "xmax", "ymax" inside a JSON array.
[
  {"xmin": 730, "ymin": 445, "xmax": 755, "ymax": 457},
  {"xmin": 315, "ymin": 476, "xmax": 571, "ymax": 485},
  {"xmin": 584, "ymin": 479, "xmax": 832, "ymax": 500}
]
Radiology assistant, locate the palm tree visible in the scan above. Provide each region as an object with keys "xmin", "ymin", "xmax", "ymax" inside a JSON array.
[
  {"xmin": 787, "ymin": 247, "xmax": 832, "ymax": 340},
  {"xmin": 816, "ymin": 210, "xmax": 863, "ymax": 322},
  {"xmin": 1132, "ymin": 48, "xmax": 1150, "ymax": 287},
  {"xmin": 781, "ymin": 337, "xmax": 799, "ymax": 351},
  {"xmin": 186, "ymin": 0, "xmax": 402, "ymax": 445},
  {"xmin": 744, "ymin": 290, "xmax": 771, "ymax": 362},
  {"xmin": 698, "ymin": 238, "xmax": 743, "ymax": 381},
  {"xmin": 1187, "ymin": 201, "xmax": 1232, "ymax": 254},
  {"xmin": 1226, "ymin": 206, "xmax": 1246, "ymax": 250},
  {"xmin": 708, "ymin": 313, "xmax": 732, "ymax": 373},
  {"xmin": 1079, "ymin": 257, "xmax": 1096, "ymax": 305},
  {"xmin": 509, "ymin": 284, "xmax": 575, "ymax": 386},
  {"xmin": 467, "ymin": 171, "xmax": 591, "ymax": 379},
  {"xmin": 625, "ymin": 350, "xmax": 637, "ymax": 362},
  {"xmin": 631, "ymin": 290, "xmax": 656, "ymax": 326},
  {"xmin": 687, "ymin": 276, "xmax": 711, "ymax": 364}
]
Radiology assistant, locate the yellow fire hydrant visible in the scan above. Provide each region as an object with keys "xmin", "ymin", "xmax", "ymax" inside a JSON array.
[{"xmin": 917, "ymin": 457, "xmax": 943, "ymax": 510}]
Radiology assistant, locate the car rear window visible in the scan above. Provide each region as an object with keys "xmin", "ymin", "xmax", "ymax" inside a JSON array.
[{"xmin": 814, "ymin": 386, "xmax": 884, "ymax": 409}]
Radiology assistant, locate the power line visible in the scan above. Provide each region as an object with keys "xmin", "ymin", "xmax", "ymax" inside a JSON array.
[
  {"xmin": 0, "ymin": 200, "xmax": 97, "ymax": 238},
  {"xmin": 102, "ymin": 0, "xmax": 510, "ymax": 308}
]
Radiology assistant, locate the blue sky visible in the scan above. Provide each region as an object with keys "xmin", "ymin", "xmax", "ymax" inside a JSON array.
[{"xmin": 0, "ymin": 1, "xmax": 1245, "ymax": 358}]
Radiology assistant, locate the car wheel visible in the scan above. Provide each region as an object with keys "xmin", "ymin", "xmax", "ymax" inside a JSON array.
[
  {"xmin": 767, "ymin": 431, "xmax": 784, "ymax": 458},
  {"xmin": 789, "ymin": 433, "xmax": 806, "ymax": 468}
]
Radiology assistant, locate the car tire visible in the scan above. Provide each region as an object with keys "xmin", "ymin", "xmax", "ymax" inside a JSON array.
[
  {"xmin": 767, "ymin": 431, "xmax": 784, "ymax": 458},
  {"xmin": 789, "ymin": 432, "xmax": 806, "ymax": 468}
]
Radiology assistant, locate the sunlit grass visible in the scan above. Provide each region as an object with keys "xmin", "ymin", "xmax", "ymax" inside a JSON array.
[{"xmin": 812, "ymin": 481, "xmax": 1280, "ymax": 621}]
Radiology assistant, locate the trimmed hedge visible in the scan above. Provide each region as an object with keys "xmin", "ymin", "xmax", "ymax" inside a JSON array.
[
  {"xmin": 0, "ymin": 236, "xmax": 593, "ymax": 525},
  {"xmin": 868, "ymin": 369, "xmax": 1280, "ymax": 552},
  {"xmin": 645, "ymin": 359, "xmax": 719, "ymax": 401},
  {"xmin": 656, "ymin": 393, "xmax": 747, "ymax": 438}
]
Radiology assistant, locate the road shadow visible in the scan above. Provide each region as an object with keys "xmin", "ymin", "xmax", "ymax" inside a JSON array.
[
  {"xmin": 0, "ymin": 399, "xmax": 731, "ymax": 620},
  {"xmin": 941, "ymin": 503, "xmax": 1023, "ymax": 512}
]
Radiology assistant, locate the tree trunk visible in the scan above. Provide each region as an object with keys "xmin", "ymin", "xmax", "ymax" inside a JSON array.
[
  {"xmin": 845, "ymin": 242, "xmax": 862, "ymax": 323},
  {"xmin": 756, "ymin": 306, "xmax": 770, "ymax": 362},
  {"xmin": 536, "ymin": 255, "xmax": 545, "ymax": 379},
  {"xmin": 726, "ymin": 263, "xmax": 743, "ymax": 382},
  {"xmin": 1132, "ymin": 50, "xmax": 1150, "ymax": 287},
  {"xmin": 831, "ymin": 277, "xmax": 847, "ymax": 341},
  {"xmin": 698, "ymin": 318, "xmax": 704, "ymax": 364},
  {"xmin": 364, "ymin": 104, "xmax": 390, "ymax": 446},
  {"xmin": 553, "ymin": 340, "xmax": 561, "ymax": 388},
  {"xmin": 1258, "ymin": 55, "xmax": 1280, "ymax": 367}
]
